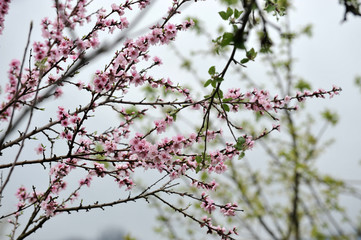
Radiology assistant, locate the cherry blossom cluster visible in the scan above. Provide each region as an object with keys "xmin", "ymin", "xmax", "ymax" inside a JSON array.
[
  {"xmin": 154, "ymin": 115, "xmax": 174, "ymax": 134},
  {"xmin": 220, "ymin": 202, "xmax": 239, "ymax": 216},
  {"xmin": 201, "ymin": 216, "xmax": 238, "ymax": 240},
  {"xmin": 223, "ymin": 86, "xmax": 341, "ymax": 115},
  {"xmin": 200, "ymin": 192, "xmax": 216, "ymax": 214},
  {"xmin": 14, "ymin": 185, "xmax": 59, "ymax": 217},
  {"xmin": 200, "ymin": 192, "xmax": 239, "ymax": 216},
  {"xmin": 191, "ymin": 179, "xmax": 218, "ymax": 191},
  {"xmin": 129, "ymin": 131, "xmax": 197, "ymax": 173},
  {"xmin": 0, "ymin": 0, "xmax": 10, "ymax": 35},
  {"xmin": 294, "ymin": 85, "xmax": 341, "ymax": 102},
  {"xmin": 0, "ymin": 0, "xmax": 172, "ymax": 123},
  {"xmin": 89, "ymin": 20, "xmax": 194, "ymax": 94}
]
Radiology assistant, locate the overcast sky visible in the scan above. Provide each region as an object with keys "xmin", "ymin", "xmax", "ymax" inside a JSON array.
[{"xmin": 1, "ymin": 1, "xmax": 361, "ymax": 240}]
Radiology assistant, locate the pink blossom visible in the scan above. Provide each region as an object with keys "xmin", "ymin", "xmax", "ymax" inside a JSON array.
[
  {"xmin": 50, "ymin": 163, "xmax": 70, "ymax": 178},
  {"xmin": 220, "ymin": 203, "xmax": 238, "ymax": 216},
  {"xmin": 0, "ymin": 0, "xmax": 11, "ymax": 35},
  {"xmin": 90, "ymin": 162, "xmax": 106, "ymax": 177},
  {"xmin": 50, "ymin": 180, "xmax": 67, "ymax": 194},
  {"xmin": 15, "ymin": 186, "xmax": 27, "ymax": 201},
  {"xmin": 28, "ymin": 191, "xmax": 43, "ymax": 203},
  {"xmin": 201, "ymin": 193, "xmax": 216, "ymax": 214},
  {"xmin": 128, "ymin": 48, "xmax": 139, "ymax": 60},
  {"xmin": 41, "ymin": 197, "xmax": 58, "ymax": 217},
  {"xmin": 35, "ymin": 144, "xmax": 45, "ymax": 155},
  {"xmin": 119, "ymin": 17, "xmax": 129, "ymax": 29},
  {"xmin": 79, "ymin": 175, "xmax": 92, "ymax": 187},
  {"xmin": 116, "ymin": 176, "xmax": 134, "ymax": 190},
  {"xmin": 61, "ymin": 118, "xmax": 69, "ymax": 127},
  {"xmin": 65, "ymin": 132, "xmax": 72, "ymax": 140},
  {"xmin": 152, "ymin": 56, "xmax": 162, "ymax": 65},
  {"xmin": 89, "ymin": 36, "xmax": 100, "ymax": 48},
  {"xmin": 70, "ymin": 114, "xmax": 80, "ymax": 125},
  {"xmin": 54, "ymin": 87, "xmax": 63, "ymax": 98},
  {"xmin": 105, "ymin": 140, "xmax": 116, "ymax": 153},
  {"xmin": 16, "ymin": 202, "xmax": 25, "ymax": 211},
  {"xmin": 154, "ymin": 119, "xmax": 166, "ymax": 134}
]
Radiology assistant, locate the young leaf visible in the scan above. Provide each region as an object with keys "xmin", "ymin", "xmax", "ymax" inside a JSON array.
[
  {"xmin": 220, "ymin": 32, "xmax": 234, "ymax": 47},
  {"xmin": 246, "ymin": 48, "xmax": 257, "ymax": 60},
  {"xmin": 264, "ymin": 4, "xmax": 276, "ymax": 13},
  {"xmin": 204, "ymin": 79, "xmax": 213, "ymax": 87},
  {"xmin": 234, "ymin": 9, "xmax": 243, "ymax": 19},
  {"xmin": 208, "ymin": 66, "xmax": 216, "ymax": 75},
  {"xmin": 226, "ymin": 7, "xmax": 233, "ymax": 18},
  {"xmin": 218, "ymin": 11, "xmax": 228, "ymax": 20},
  {"xmin": 222, "ymin": 103, "xmax": 230, "ymax": 112},
  {"xmin": 215, "ymin": 77, "xmax": 224, "ymax": 83},
  {"xmin": 216, "ymin": 89, "xmax": 224, "ymax": 99},
  {"xmin": 235, "ymin": 137, "xmax": 246, "ymax": 151},
  {"xmin": 195, "ymin": 155, "xmax": 202, "ymax": 164},
  {"xmin": 238, "ymin": 151, "xmax": 245, "ymax": 160},
  {"xmin": 241, "ymin": 58, "xmax": 249, "ymax": 64},
  {"xmin": 223, "ymin": 98, "xmax": 233, "ymax": 102}
]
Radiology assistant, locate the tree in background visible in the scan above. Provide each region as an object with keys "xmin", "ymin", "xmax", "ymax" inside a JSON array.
[
  {"xmin": 152, "ymin": 1, "xmax": 361, "ymax": 239},
  {"xmin": 0, "ymin": 0, "xmax": 345, "ymax": 240}
]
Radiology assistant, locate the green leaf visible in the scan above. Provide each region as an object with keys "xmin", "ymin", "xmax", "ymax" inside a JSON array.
[
  {"xmin": 241, "ymin": 58, "xmax": 249, "ymax": 64},
  {"xmin": 246, "ymin": 48, "xmax": 257, "ymax": 60},
  {"xmin": 234, "ymin": 9, "xmax": 242, "ymax": 19},
  {"xmin": 170, "ymin": 112, "xmax": 177, "ymax": 121},
  {"xmin": 223, "ymin": 98, "xmax": 233, "ymax": 102},
  {"xmin": 220, "ymin": 0, "xmax": 238, "ymax": 5},
  {"xmin": 235, "ymin": 137, "xmax": 246, "ymax": 151},
  {"xmin": 220, "ymin": 32, "xmax": 234, "ymax": 47},
  {"xmin": 208, "ymin": 66, "xmax": 216, "ymax": 75},
  {"xmin": 238, "ymin": 151, "xmax": 245, "ymax": 160},
  {"xmin": 35, "ymin": 57, "xmax": 48, "ymax": 70},
  {"xmin": 264, "ymin": 5, "xmax": 276, "ymax": 13},
  {"xmin": 40, "ymin": 57, "xmax": 48, "ymax": 65},
  {"xmin": 226, "ymin": 7, "xmax": 233, "ymax": 18},
  {"xmin": 204, "ymin": 79, "xmax": 213, "ymax": 87},
  {"xmin": 217, "ymin": 89, "xmax": 224, "ymax": 99},
  {"xmin": 195, "ymin": 155, "xmax": 202, "ymax": 164},
  {"xmin": 215, "ymin": 77, "xmax": 224, "ymax": 83},
  {"xmin": 218, "ymin": 11, "xmax": 228, "ymax": 20},
  {"xmin": 222, "ymin": 103, "xmax": 230, "ymax": 112}
]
